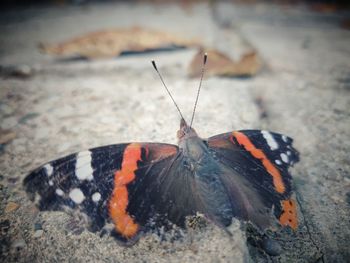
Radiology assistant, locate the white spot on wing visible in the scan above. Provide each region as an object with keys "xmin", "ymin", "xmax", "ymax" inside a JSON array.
[
  {"xmin": 92, "ymin": 192, "xmax": 101, "ymax": 202},
  {"xmin": 261, "ymin": 130, "xmax": 279, "ymax": 150},
  {"xmin": 55, "ymin": 188, "xmax": 64, "ymax": 196},
  {"xmin": 282, "ymin": 135, "xmax": 288, "ymax": 143},
  {"xmin": 34, "ymin": 193, "xmax": 41, "ymax": 204},
  {"xmin": 75, "ymin": 151, "xmax": 94, "ymax": 181},
  {"xmin": 275, "ymin": 159, "xmax": 282, "ymax": 165},
  {"xmin": 281, "ymin": 153, "xmax": 289, "ymax": 163},
  {"xmin": 69, "ymin": 188, "xmax": 85, "ymax": 204},
  {"xmin": 44, "ymin": 164, "xmax": 53, "ymax": 177},
  {"xmin": 287, "ymin": 150, "xmax": 292, "ymax": 156},
  {"xmin": 48, "ymin": 180, "xmax": 54, "ymax": 186}
]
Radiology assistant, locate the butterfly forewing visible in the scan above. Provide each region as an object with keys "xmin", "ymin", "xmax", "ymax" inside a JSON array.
[{"xmin": 23, "ymin": 142, "xmax": 179, "ymax": 242}]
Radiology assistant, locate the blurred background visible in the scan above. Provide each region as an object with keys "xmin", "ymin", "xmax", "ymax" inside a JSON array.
[{"xmin": 1, "ymin": 0, "xmax": 350, "ymax": 7}]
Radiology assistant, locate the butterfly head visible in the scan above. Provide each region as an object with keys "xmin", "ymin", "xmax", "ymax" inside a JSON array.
[{"xmin": 177, "ymin": 118, "xmax": 198, "ymax": 141}]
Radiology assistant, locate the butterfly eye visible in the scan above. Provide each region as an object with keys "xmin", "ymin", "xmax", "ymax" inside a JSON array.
[{"xmin": 177, "ymin": 130, "xmax": 185, "ymax": 139}]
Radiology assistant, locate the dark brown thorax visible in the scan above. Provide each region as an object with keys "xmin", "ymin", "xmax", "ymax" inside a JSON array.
[{"xmin": 177, "ymin": 119, "xmax": 208, "ymax": 162}]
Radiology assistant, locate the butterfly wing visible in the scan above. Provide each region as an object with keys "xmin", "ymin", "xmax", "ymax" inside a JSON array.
[
  {"xmin": 208, "ymin": 130, "xmax": 299, "ymax": 230},
  {"xmin": 23, "ymin": 142, "xmax": 179, "ymax": 243}
]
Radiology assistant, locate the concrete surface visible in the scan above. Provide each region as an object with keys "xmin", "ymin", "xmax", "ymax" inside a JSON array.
[{"xmin": 0, "ymin": 2, "xmax": 349, "ymax": 262}]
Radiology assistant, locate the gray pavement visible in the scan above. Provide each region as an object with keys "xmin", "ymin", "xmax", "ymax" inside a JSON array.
[{"xmin": 0, "ymin": 2, "xmax": 349, "ymax": 262}]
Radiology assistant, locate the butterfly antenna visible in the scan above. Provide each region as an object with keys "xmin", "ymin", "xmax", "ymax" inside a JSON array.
[
  {"xmin": 152, "ymin": 60, "xmax": 185, "ymax": 122},
  {"xmin": 190, "ymin": 52, "xmax": 207, "ymax": 128}
]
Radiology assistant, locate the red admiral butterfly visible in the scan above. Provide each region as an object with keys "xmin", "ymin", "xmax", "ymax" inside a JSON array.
[{"xmin": 23, "ymin": 54, "xmax": 299, "ymax": 245}]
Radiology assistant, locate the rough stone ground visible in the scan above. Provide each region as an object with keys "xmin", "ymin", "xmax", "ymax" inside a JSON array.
[{"xmin": 0, "ymin": 2, "xmax": 349, "ymax": 263}]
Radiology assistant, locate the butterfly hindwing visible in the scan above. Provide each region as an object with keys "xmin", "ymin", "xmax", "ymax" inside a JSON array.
[{"xmin": 208, "ymin": 130, "xmax": 299, "ymax": 229}]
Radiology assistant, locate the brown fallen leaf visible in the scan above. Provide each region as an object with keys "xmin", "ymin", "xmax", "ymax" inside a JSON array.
[
  {"xmin": 40, "ymin": 27, "xmax": 200, "ymax": 59},
  {"xmin": 341, "ymin": 18, "xmax": 350, "ymax": 30},
  {"xmin": 5, "ymin": 202, "xmax": 20, "ymax": 213},
  {"xmin": 0, "ymin": 130, "xmax": 16, "ymax": 145},
  {"xmin": 310, "ymin": 3, "xmax": 338, "ymax": 13},
  {"xmin": 188, "ymin": 48, "xmax": 261, "ymax": 78}
]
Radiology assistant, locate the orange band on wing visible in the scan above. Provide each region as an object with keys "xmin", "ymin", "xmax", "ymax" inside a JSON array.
[
  {"xmin": 232, "ymin": 131, "xmax": 286, "ymax": 194},
  {"xmin": 109, "ymin": 143, "xmax": 142, "ymax": 238},
  {"xmin": 279, "ymin": 199, "xmax": 298, "ymax": 229}
]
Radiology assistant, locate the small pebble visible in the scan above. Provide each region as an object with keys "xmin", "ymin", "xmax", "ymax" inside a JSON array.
[
  {"xmin": 33, "ymin": 230, "xmax": 44, "ymax": 238},
  {"xmin": 0, "ymin": 130, "xmax": 16, "ymax": 145},
  {"xmin": 262, "ymin": 237, "xmax": 282, "ymax": 256},
  {"xmin": 0, "ymin": 64, "xmax": 33, "ymax": 78},
  {"xmin": 15, "ymin": 64, "xmax": 32, "ymax": 77},
  {"xmin": 34, "ymin": 222, "xmax": 43, "ymax": 231},
  {"xmin": 12, "ymin": 238, "xmax": 26, "ymax": 249},
  {"xmin": 331, "ymin": 194, "xmax": 342, "ymax": 204},
  {"xmin": 7, "ymin": 176, "xmax": 19, "ymax": 184},
  {"xmin": 346, "ymin": 192, "xmax": 350, "ymax": 205},
  {"xmin": 18, "ymin": 112, "xmax": 39, "ymax": 124},
  {"xmin": 0, "ymin": 103, "xmax": 15, "ymax": 116},
  {"xmin": 0, "ymin": 117, "xmax": 17, "ymax": 130},
  {"xmin": 0, "ymin": 219, "xmax": 10, "ymax": 234},
  {"xmin": 34, "ymin": 127, "xmax": 50, "ymax": 140},
  {"xmin": 5, "ymin": 202, "xmax": 20, "ymax": 213},
  {"xmin": 65, "ymin": 218, "xmax": 84, "ymax": 236}
]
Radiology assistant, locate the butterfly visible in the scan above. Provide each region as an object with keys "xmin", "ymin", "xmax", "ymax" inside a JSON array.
[{"xmin": 23, "ymin": 54, "xmax": 299, "ymax": 245}]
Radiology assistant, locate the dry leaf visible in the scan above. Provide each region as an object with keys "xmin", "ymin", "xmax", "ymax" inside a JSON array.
[
  {"xmin": 310, "ymin": 3, "xmax": 338, "ymax": 13},
  {"xmin": 40, "ymin": 27, "xmax": 200, "ymax": 59},
  {"xmin": 5, "ymin": 202, "xmax": 20, "ymax": 213},
  {"xmin": 188, "ymin": 49, "xmax": 261, "ymax": 78},
  {"xmin": 341, "ymin": 19, "xmax": 350, "ymax": 30},
  {"xmin": 0, "ymin": 130, "xmax": 16, "ymax": 145}
]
